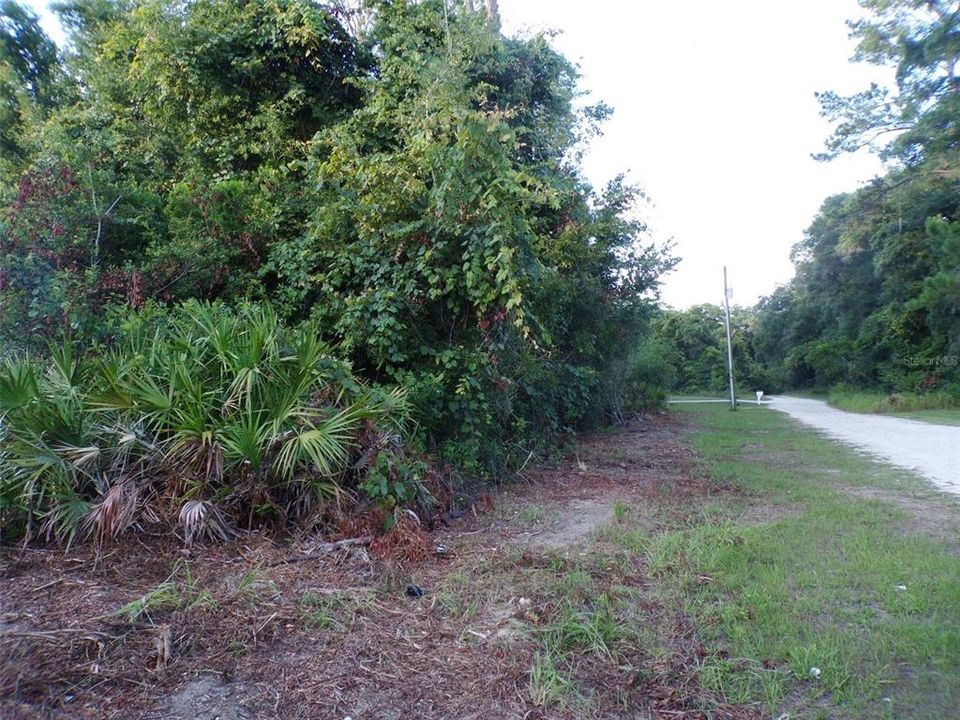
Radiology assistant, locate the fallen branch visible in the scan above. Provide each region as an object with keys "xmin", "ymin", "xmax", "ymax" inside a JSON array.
[
  {"xmin": 31, "ymin": 578, "xmax": 65, "ymax": 592},
  {"xmin": 268, "ymin": 536, "xmax": 373, "ymax": 566}
]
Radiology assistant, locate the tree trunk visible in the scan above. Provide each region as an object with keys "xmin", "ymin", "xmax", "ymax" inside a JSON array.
[{"xmin": 485, "ymin": 0, "xmax": 500, "ymax": 28}]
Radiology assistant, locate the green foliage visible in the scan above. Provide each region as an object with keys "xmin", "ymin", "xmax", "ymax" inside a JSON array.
[
  {"xmin": 816, "ymin": 0, "xmax": 959, "ymax": 166},
  {"xmin": 613, "ymin": 338, "xmax": 675, "ymax": 414},
  {"xmin": 0, "ymin": 301, "xmax": 413, "ymax": 544},
  {"xmin": 359, "ymin": 451, "xmax": 428, "ymax": 510},
  {"xmin": 266, "ymin": 1, "xmax": 674, "ymax": 471},
  {"xmin": 655, "ymin": 305, "xmax": 775, "ymax": 395},
  {"xmin": 753, "ymin": 176, "xmax": 958, "ymax": 393},
  {"xmin": 0, "ymin": 1, "xmax": 68, "ymax": 175},
  {"xmin": 0, "ymin": 0, "xmax": 675, "ymax": 487},
  {"xmin": 1, "ymin": 166, "xmax": 101, "ymax": 346},
  {"xmin": 910, "ymin": 216, "xmax": 960, "ymax": 357},
  {"xmin": 1, "ymin": 0, "xmax": 368, "ymax": 350}
]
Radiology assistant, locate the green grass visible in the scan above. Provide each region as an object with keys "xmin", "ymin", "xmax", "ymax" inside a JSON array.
[
  {"xmin": 111, "ymin": 560, "xmax": 215, "ymax": 621},
  {"xmin": 827, "ymin": 388, "xmax": 960, "ymax": 424},
  {"xmin": 528, "ymin": 650, "xmax": 572, "ymax": 707},
  {"xmin": 425, "ymin": 405, "xmax": 960, "ymax": 716},
  {"xmin": 298, "ymin": 589, "xmax": 373, "ymax": 632},
  {"xmin": 887, "ymin": 407, "xmax": 960, "ymax": 425},
  {"xmin": 519, "ymin": 504, "xmax": 546, "ymax": 524},
  {"xmin": 664, "ymin": 404, "xmax": 960, "ymax": 718}
]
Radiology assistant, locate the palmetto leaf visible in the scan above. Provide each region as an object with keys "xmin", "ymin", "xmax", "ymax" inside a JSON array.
[
  {"xmin": 46, "ymin": 340, "xmax": 83, "ymax": 396},
  {"xmin": 7, "ymin": 432, "xmax": 74, "ymax": 483},
  {"xmin": 0, "ymin": 301, "xmax": 412, "ymax": 547},
  {"xmin": 83, "ymin": 483, "xmax": 138, "ymax": 544},
  {"xmin": 275, "ymin": 407, "xmax": 360, "ymax": 480},
  {"xmin": 0, "ymin": 358, "xmax": 39, "ymax": 411},
  {"xmin": 41, "ymin": 495, "xmax": 91, "ymax": 549},
  {"xmin": 218, "ymin": 410, "xmax": 271, "ymax": 471},
  {"xmin": 52, "ymin": 443, "xmax": 101, "ymax": 472},
  {"xmin": 226, "ymin": 365, "xmax": 261, "ymax": 407},
  {"xmin": 288, "ymin": 329, "xmax": 331, "ymax": 375},
  {"xmin": 358, "ymin": 386, "xmax": 411, "ymax": 431},
  {"xmin": 125, "ymin": 373, "xmax": 174, "ymax": 417},
  {"xmin": 166, "ymin": 435, "xmax": 224, "ymax": 486}
]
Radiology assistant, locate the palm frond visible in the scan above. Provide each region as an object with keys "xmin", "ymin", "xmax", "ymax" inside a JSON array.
[
  {"xmin": 178, "ymin": 499, "xmax": 234, "ymax": 546},
  {"xmin": 218, "ymin": 410, "xmax": 270, "ymax": 471},
  {"xmin": 0, "ymin": 358, "xmax": 39, "ymax": 411},
  {"xmin": 41, "ymin": 494, "xmax": 91, "ymax": 548},
  {"xmin": 83, "ymin": 483, "xmax": 138, "ymax": 544},
  {"xmin": 0, "ymin": 300, "xmax": 414, "ymax": 548},
  {"xmin": 47, "ymin": 340, "xmax": 83, "ymax": 395},
  {"xmin": 275, "ymin": 407, "xmax": 359, "ymax": 480}
]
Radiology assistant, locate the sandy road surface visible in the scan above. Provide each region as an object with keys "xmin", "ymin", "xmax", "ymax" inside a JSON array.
[{"xmin": 769, "ymin": 396, "xmax": 960, "ymax": 494}]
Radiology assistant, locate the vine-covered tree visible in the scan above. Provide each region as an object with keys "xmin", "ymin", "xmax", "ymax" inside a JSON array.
[{"xmin": 0, "ymin": 0, "xmax": 674, "ymax": 474}]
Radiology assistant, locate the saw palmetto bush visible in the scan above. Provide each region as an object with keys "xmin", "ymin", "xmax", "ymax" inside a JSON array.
[{"xmin": 0, "ymin": 301, "xmax": 413, "ymax": 545}]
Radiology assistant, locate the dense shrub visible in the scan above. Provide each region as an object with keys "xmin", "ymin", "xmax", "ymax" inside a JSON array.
[
  {"xmin": 0, "ymin": 0, "xmax": 676, "ymax": 510},
  {"xmin": 0, "ymin": 301, "xmax": 415, "ymax": 544}
]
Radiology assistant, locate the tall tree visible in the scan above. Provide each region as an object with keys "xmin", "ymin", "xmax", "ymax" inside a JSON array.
[
  {"xmin": 816, "ymin": 0, "xmax": 959, "ymax": 168},
  {"xmin": 753, "ymin": 0, "xmax": 960, "ymax": 394},
  {"xmin": 0, "ymin": 1, "xmax": 65, "ymax": 174}
]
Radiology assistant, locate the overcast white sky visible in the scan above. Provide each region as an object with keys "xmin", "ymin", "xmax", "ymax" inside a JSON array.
[
  {"xmin": 499, "ymin": 0, "xmax": 890, "ymax": 308},
  {"xmin": 24, "ymin": 0, "xmax": 891, "ymax": 308}
]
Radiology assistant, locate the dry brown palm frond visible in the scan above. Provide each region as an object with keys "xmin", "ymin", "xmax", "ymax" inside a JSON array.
[
  {"xmin": 178, "ymin": 499, "xmax": 235, "ymax": 546},
  {"xmin": 83, "ymin": 482, "xmax": 139, "ymax": 545},
  {"xmin": 166, "ymin": 437, "xmax": 224, "ymax": 487}
]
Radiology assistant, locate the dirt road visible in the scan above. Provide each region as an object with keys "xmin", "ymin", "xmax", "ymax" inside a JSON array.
[{"xmin": 770, "ymin": 396, "xmax": 960, "ymax": 494}]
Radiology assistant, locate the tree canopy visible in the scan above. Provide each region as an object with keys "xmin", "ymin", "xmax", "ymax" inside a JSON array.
[{"xmin": 817, "ymin": 0, "xmax": 959, "ymax": 168}]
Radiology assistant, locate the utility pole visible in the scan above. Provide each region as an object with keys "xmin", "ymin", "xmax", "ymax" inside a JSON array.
[{"xmin": 723, "ymin": 266, "xmax": 737, "ymax": 411}]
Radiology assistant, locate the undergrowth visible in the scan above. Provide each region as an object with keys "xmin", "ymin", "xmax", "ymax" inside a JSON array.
[{"xmin": 0, "ymin": 301, "xmax": 420, "ymax": 547}]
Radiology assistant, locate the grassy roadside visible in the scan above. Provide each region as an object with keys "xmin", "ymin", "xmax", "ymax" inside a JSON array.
[
  {"xmin": 826, "ymin": 389, "xmax": 960, "ymax": 426},
  {"xmin": 6, "ymin": 409, "xmax": 959, "ymax": 719},
  {"xmin": 424, "ymin": 406, "xmax": 960, "ymax": 718},
  {"xmin": 657, "ymin": 404, "xmax": 960, "ymax": 718},
  {"xmin": 886, "ymin": 408, "xmax": 960, "ymax": 425}
]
